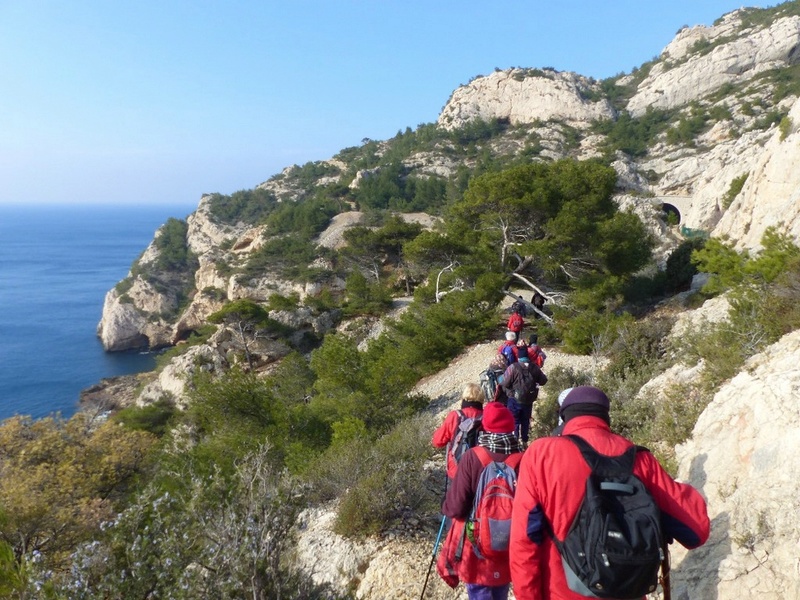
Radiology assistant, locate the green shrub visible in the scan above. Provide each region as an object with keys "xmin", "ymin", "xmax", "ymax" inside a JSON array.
[
  {"xmin": 115, "ymin": 277, "xmax": 134, "ymax": 296},
  {"xmin": 592, "ymin": 108, "xmax": 672, "ymax": 157},
  {"xmin": 200, "ymin": 286, "xmax": 227, "ymax": 302},
  {"xmin": 603, "ymin": 316, "xmax": 674, "ymax": 381},
  {"xmin": 267, "ymin": 292, "xmax": 301, "ymax": 311},
  {"xmin": 243, "ymin": 235, "xmax": 320, "ymax": 282},
  {"xmin": 305, "ymin": 289, "xmax": 342, "ymax": 312},
  {"xmin": 330, "ymin": 415, "xmax": 435, "ymax": 537},
  {"xmin": 60, "ymin": 444, "xmax": 335, "ymax": 600},
  {"xmin": 207, "ymin": 188, "xmax": 278, "ymax": 225},
  {"xmin": 114, "ymin": 398, "xmax": 178, "ymax": 436},
  {"xmin": 343, "ymin": 271, "xmax": 393, "ymax": 317},
  {"xmin": 722, "ymin": 173, "xmax": 749, "ymax": 210},
  {"xmin": 645, "ymin": 383, "xmax": 713, "ymax": 472},
  {"xmin": 666, "ymin": 107, "xmax": 710, "ymax": 146},
  {"xmin": 779, "ymin": 115, "xmax": 793, "ymax": 140},
  {"xmin": 531, "ymin": 366, "xmax": 594, "ymax": 439},
  {"xmin": 266, "ymin": 196, "xmax": 339, "ymax": 236},
  {"xmin": 665, "ymin": 238, "xmax": 707, "ymax": 293},
  {"xmin": 751, "ymin": 109, "xmax": 785, "ymax": 131},
  {"xmin": 559, "ymin": 310, "xmax": 632, "ymax": 355},
  {"xmin": 153, "ymin": 218, "xmax": 196, "ymax": 272}
]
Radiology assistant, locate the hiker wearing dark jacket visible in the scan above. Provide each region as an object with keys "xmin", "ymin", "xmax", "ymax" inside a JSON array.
[
  {"xmin": 438, "ymin": 402, "xmax": 524, "ymax": 600},
  {"xmin": 510, "ymin": 386, "xmax": 710, "ymax": 600},
  {"xmin": 501, "ymin": 358, "xmax": 547, "ymax": 446},
  {"xmin": 432, "ymin": 383, "xmax": 485, "ymax": 479}
]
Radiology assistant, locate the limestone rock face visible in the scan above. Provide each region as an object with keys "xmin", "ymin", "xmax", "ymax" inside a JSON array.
[
  {"xmin": 670, "ymin": 329, "xmax": 800, "ymax": 600},
  {"xmin": 294, "ymin": 506, "xmax": 381, "ymax": 593},
  {"xmin": 186, "ymin": 195, "xmax": 247, "ymax": 255},
  {"xmin": 97, "ymin": 285, "xmax": 172, "ymax": 351},
  {"xmin": 614, "ymin": 194, "xmax": 682, "ymax": 267},
  {"xmin": 628, "ymin": 15, "xmax": 800, "ymax": 116},
  {"xmin": 642, "ymin": 125, "xmax": 773, "ymax": 232},
  {"xmin": 659, "ymin": 13, "xmax": 743, "ymax": 63},
  {"xmin": 173, "ymin": 291, "xmax": 227, "ymax": 343},
  {"xmin": 98, "ymin": 217, "xmax": 195, "ymax": 351},
  {"xmin": 713, "ymin": 96, "xmax": 800, "ymax": 249},
  {"xmin": 97, "ymin": 289, "xmax": 149, "ymax": 351},
  {"xmin": 137, "ymin": 344, "xmax": 228, "ymax": 408},
  {"xmin": 437, "ymin": 69, "xmax": 615, "ymax": 130}
]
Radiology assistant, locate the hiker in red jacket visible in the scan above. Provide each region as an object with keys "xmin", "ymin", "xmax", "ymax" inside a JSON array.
[
  {"xmin": 509, "ymin": 386, "xmax": 710, "ymax": 600},
  {"xmin": 432, "ymin": 383, "xmax": 485, "ymax": 480},
  {"xmin": 507, "ymin": 307, "xmax": 524, "ymax": 342},
  {"xmin": 438, "ymin": 402, "xmax": 524, "ymax": 600}
]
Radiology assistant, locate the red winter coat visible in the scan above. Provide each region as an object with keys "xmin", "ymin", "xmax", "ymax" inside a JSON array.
[
  {"xmin": 507, "ymin": 312, "xmax": 524, "ymax": 334},
  {"xmin": 527, "ymin": 344, "xmax": 546, "ymax": 368},
  {"xmin": 431, "ymin": 403, "xmax": 483, "ymax": 479},
  {"xmin": 438, "ymin": 445, "xmax": 523, "ymax": 587},
  {"xmin": 509, "ymin": 416, "xmax": 710, "ymax": 600}
]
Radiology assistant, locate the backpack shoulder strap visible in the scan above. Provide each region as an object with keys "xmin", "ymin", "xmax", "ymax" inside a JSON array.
[
  {"xmin": 564, "ymin": 434, "xmax": 636, "ymax": 477},
  {"xmin": 472, "ymin": 445, "xmax": 492, "ymax": 467},
  {"xmin": 504, "ymin": 451, "xmax": 523, "ymax": 471}
]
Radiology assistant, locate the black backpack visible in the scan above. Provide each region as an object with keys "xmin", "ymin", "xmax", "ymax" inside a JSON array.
[
  {"xmin": 479, "ymin": 369, "xmax": 501, "ymax": 402},
  {"xmin": 511, "ymin": 362, "xmax": 538, "ymax": 404},
  {"xmin": 553, "ymin": 435, "xmax": 664, "ymax": 600}
]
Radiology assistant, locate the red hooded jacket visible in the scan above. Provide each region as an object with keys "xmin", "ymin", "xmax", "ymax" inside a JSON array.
[
  {"xmin": 432, "ymin": 403, "xmax": 483, "ymax": 479},
  {"xmin": 509, "ymin": 416, "xmax": 710, "ymax": 600}
]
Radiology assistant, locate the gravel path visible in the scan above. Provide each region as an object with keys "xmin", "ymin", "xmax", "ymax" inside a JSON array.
[{"xmin": 414, "ymin": 340, "xmax": 607, "ymax": 420}]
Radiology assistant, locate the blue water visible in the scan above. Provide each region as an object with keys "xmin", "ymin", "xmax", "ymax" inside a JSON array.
[{"xmin": 0, "ymin": 203, "xmax": 196, "ymax": 421}]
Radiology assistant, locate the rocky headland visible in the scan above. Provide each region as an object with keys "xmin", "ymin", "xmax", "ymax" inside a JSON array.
[{"xmin": 89, "ymin": 4, "xmax": 800, "ymax": 599}]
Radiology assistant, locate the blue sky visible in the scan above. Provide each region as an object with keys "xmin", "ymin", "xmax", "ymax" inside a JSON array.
[{"xmin": 0, "ymin": 1, "xmax": 770, "ymax": 207}]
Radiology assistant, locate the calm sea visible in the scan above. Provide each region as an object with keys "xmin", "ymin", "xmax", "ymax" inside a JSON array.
[{"xmin": 0, "ymin": 203, "xmax": 196, "ymax": 422}]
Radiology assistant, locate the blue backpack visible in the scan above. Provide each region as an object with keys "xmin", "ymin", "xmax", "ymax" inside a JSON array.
[
  {"xmin": 450, "ymin": 411, "xmax": 483, "ymax": 465},
  {"xmin": 467, "ymin": 447, "xmax": 523, "ymax": 558},
  {"xmin": 501, "ymin": 344, "xmax": 517, "ymax": 365}
]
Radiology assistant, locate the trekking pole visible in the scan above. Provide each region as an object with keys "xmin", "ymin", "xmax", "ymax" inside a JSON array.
[
  {"xmin": 419, "ymin": 513, "xmax": 448, "ymax": 600},
  {"xmin": 420, "ymin": 466, "xmax": 451, "ymax": 600},
  {"xmin": 660, "ymin": 540, "xmax": 671, "ymax": 600}
]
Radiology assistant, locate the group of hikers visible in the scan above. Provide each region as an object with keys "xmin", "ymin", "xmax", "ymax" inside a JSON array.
[{"xmin": 427, "ymin": 303, "xmax": 711, "ymax": 600}]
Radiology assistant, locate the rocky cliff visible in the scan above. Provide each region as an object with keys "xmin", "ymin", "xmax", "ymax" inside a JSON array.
[
  {"xmin": 99, "ymin": 4, "xmax": 800, "ymax": 355},
  {"xmin": 437, "ymin": 69, "xmax": 615, "ymax": 129},
  {"xmin": 669, "ymin": 327, "xmax": 800, "ymax": 600},
  {"xmin": 92, "ymin": 5, "xmax": 800, "ymax": 598}
]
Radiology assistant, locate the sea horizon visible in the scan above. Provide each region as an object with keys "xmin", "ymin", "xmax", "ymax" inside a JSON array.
[{"xmin": 0, "ymin": 202, "xmax": 197, "ymax": 422}]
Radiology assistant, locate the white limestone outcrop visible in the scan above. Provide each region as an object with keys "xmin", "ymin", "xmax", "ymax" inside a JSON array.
[
  {"xmin": 137, "ymin": 344, "xmax": 227, "ymax": 409},
  {"xmin": 670, "ymin": 328, "xmax": 800, "ymax": 600},
  {"xmin": 437, "ymin": 69, "xmax": 615, "ymax": 130},
  {"xmin": 713, "ymin": 96, "xmax": 800, "ymax": 249},
  {"xmin": 97, "ymin": 277, "xmax": 175, "ymax": 351},
  {"xmin": 642, "ymin": 125, "xmax": 773, "ymax": 232},
  {"xmin": 628, "ymin": 15, "xmax": 800, "ymax": 116},
  {"xmin": 186, "ymin": 194, "xmax": 248, "ymax": 255},
  {"xmin": 97, "ymin": 288, "xmax": 150, "ymax": 352}
]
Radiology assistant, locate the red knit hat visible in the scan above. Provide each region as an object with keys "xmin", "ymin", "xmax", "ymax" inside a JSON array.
[{"xmin": 482, "ymin": 401, "xmax": 515, "ymax": 434}]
